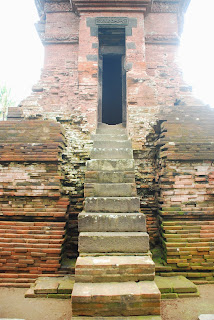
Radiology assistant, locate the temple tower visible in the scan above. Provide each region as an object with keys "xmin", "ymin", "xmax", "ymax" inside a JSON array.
[{"xmin": 1, "ymin": 0, "xmax": 214, "ymax": 298}]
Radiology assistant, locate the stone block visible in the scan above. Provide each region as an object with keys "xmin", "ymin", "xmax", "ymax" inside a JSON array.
[
  {"xmin": 93, "ymin": 140, "xmax": 132, "ymax": 148},
  {"xmin": 91, "ymin": 134, "xmax": 128, "ymax": 141},
  {"xmin": 78, "ymin": 212, "xmax": 146, "ymax": 232},
  {"xmin": 84, "ymin": 197, "xmax": 140, "ymax": 213},
  {"xmin": 78, "ymin": 232, "xmax": 149, "ymax": 253},
  {"xmin": 90, "ymin": 147, "xmax": 133, "ymax": 159},
  {"xmin": 84, "ymin": 183, "xmax": 137, "ymax": 197},
  {"xmin": 87, "ymin": 159, "xmax": 135, "ymax": 171},
  {"xmin": 85, "ymin": 171, "xmax": 135, "ymax": 183}
]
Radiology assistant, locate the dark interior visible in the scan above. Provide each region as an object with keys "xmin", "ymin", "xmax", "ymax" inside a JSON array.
[
  {"xmin": 99, "ymin": 28, "xmax": 125, "ymax": 125},
  {"xmin": 102, "ymin": 55, "xmax": 122, "ymax": 125}
]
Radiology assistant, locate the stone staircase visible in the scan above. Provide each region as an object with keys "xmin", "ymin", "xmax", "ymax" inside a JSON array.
[{"xmin": 72, "ymin": 124, "xmax": 161, "ymax": 319}]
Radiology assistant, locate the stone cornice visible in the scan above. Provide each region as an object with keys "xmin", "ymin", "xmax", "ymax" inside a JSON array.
[
  {"xmin": 35, "ymin": 0, "xmax": 191, "ymax": 15},
  {"xmin": 71, "ymin": 0, "xmax": 152, "ymax": 13}
]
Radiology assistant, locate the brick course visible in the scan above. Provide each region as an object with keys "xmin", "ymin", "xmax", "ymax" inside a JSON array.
[{"xmin": 0, "ymin": 120, "xmax": 69, "ymax": 276}]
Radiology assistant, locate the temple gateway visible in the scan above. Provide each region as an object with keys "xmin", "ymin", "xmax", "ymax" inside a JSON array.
[{"xmin": 1, "ymin": 0, "xmax": 214, "ymax": 318}]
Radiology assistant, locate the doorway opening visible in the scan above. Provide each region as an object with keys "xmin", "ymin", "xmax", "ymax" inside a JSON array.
[
  {"xmin": 102, "ymin": 55, "xmax": 122, "ymax": 125},
  {"xmin": 98, "ymin": 28, "xmax": 126, "ymax": 125}
]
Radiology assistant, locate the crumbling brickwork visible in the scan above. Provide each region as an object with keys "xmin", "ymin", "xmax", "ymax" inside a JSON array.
[
  {"xmin": 0, "ymin": 121, "xmax": 69, "ymax": 277},
  {"xmin": 157, "ymin": 105, "xmax": 214, "ymax": 273}
]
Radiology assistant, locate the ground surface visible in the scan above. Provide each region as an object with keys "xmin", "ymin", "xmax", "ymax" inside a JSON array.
[{"xmin": 0, "ymin": 285, "xmax": 213, "ymax": 320}]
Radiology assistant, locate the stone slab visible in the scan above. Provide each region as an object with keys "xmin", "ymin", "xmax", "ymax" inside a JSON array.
[
  {"xmin": 84, "ymin": 183, "xmax": 136, "ymax": 197},
  {"xmin": 25, "ymin": 286, "xmax": 38, "ymax": 298},
  {"xmin": 84, "ymin": 197, "xmax": 140, "ymax": 213},
  {"xmin": 198, "ymin": 316, "xmax": 214, "ymax": 320},
  {"xmin": 78, "ymin": 212, "xmax": 146, "ymax": 232},
  {"xmin": 93, "ymin": 140, "xmax": 132, "ymax": 148},
  {"xmin": 161, "ymin": 293, "xmax": 178, "ymax": 299},
  {"xmin": 79, "ymin": 231, "xmax": 149, "ymax": 253},
  {"xmin": 58, "ymin": 276, "xmax": 75, "ymax": 293},
  {"xmin": 87, "ymin": 159, "xmax": 135, "ymax": 171},
  {"xmin": 85, "ymin": 171, "xmax": 135, "ymax": 183},
  {"xmin": 91, "ymin": 134, "xmax": 128, "ymax": 141},
  {"xmin": 47, "ymin": 293, "xmax": 71, "ymax": 299},
  {"xmin": 96, "ymin": 127, "xmax": 127, "ymax": 134},
  {"xmin": 90, "ymin": 148, "xmax": 133, "ymax": 159},
  {"xmin": 155, "ymin": 276, "xmax": 197, "ymax": 294},
  {"xmin": 34, "ymin": 277, "xmax": 59, "ymax": 294},
  {"xmin": 75, "ymin": 255, "xmax": 154, "ymax": 269},
  {"xmin": 177, "ymin": 292, "xmax": 199, "ymax": 298}
]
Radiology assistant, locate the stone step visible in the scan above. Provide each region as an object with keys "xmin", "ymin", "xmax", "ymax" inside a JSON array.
[
  {"xmin": 75, "ymin": 255, "xmax": 155, "ymax": 282},
  {"xmin": 96, "ymin": 127, "xmax": 127, "ymax": 134},
  {"xmin": 87, "ymin": 159, "xmax": 135, "ymax": 171},
  {"xmin": 78, "ymin": 212, "xmax": 146, "ymax": 232},
  {"xmin": 84, "ymin": 183, "xmax": 137, "ymax": 197},
  {"xmin": 72, "ymin": 317, "xmax": 161, "ymax": 320},
  {"xmin": 72, "ymin": 281, "xmax": 161, "ymax": 317},
  {"xmin": 84, "ymin": 197, "xmax": 140, "ymax": 213},
  {"xmin": 85, "ymin": 171, "xmax": 135, "ymax": 183},
  {"xmin": 91, "ymin": 134, "xmax": 128, "ymax": 141},
  {"xmin": 90, "ymin": 148, "xmax": 133, "ymax": 159},
  {"xmin": 98, "ymin": 123, "xmax": 124, "ymax": 128},
  {"xmin": 78, "ymin": 232, "xmax": 149, "ymax": 253},
  {"xmin": 93, "ymin": 140, "xmax": 132, "ymax": 148}
]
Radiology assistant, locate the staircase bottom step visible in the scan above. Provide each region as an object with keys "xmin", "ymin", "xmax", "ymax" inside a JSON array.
[
  {"xmin": 72, "ymin": 281, "xmax": 160, "ymax": 317},
  {"xmin": 72, "ymin": 317, "xmax": 161, "ymax": 320}
]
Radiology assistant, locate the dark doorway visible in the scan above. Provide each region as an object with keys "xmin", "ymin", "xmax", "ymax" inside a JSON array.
[
  {"xmin": 102, "ymin": 55, "xmax": 122, "ymax": 125},
  {"xmin": 98, "ymin": 28, "xmax": 126, "ymax": 125}
]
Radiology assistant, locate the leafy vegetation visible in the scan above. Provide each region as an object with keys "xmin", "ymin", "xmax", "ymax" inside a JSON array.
[{"xmin": 0, "ymin": 85, "xmax": 15, "ymax": 120}]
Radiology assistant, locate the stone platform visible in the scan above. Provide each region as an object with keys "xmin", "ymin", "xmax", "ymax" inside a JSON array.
[
  {"xmin": 25, "ymin": 275, "xmax": 74, "ymax": 299},
  {"xmin": 155, "ymin": 276, "xmax": 199, "ymax": 299}
]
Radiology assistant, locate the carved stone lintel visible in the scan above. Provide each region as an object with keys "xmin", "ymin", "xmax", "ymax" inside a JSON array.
[
  {"xmin": 95, "ymin": 17, "xmax": 129, "ymax": 26},
  {"xmin": 145, "ymin": 34, "xmax": 180, "ymax": 45}
]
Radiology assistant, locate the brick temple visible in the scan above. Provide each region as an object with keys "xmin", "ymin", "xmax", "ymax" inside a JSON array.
[{"xmin": 1, "ymin": 0, "xmax": 214, "ymax": 318}]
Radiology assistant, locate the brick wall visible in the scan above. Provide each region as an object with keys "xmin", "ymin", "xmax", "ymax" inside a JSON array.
[
  {"xmin": 157, "ymin": 106, "xmax": 214, "ymax": 271},
  {"xmin": 0, "ymin": 120, "xmax": 69, "ymax": 274}
]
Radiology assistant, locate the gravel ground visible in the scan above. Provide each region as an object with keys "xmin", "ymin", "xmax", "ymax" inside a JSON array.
[{"xmin": 0, "ymin": 284, "xmax": 213, "ymax": 320}]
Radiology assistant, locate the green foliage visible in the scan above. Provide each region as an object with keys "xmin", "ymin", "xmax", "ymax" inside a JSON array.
[{"xmin": 0, "ymin": 84, "xmax": 15, "ymax": 120}]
